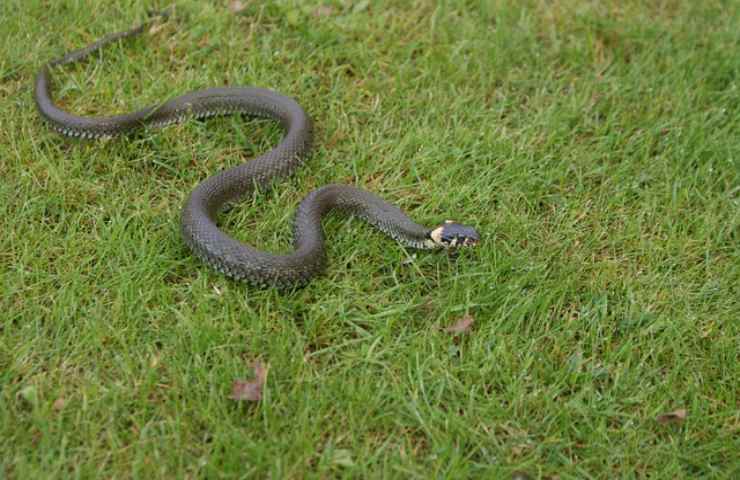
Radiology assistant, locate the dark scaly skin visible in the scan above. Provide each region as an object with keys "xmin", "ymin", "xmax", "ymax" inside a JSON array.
[{"xmin": 34, "ymin": 12, "xmax": 479, "ymax": 288}]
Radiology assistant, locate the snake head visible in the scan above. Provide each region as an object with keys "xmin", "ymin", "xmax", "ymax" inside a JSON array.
[{"xmin": 429, "ymin": 220, "xmax": 480, "ymax": 248}]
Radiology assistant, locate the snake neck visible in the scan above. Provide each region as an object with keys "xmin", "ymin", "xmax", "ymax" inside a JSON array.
[{"xmin": 292, "ymin": 185, "xmax": 440, "ymax": 252}]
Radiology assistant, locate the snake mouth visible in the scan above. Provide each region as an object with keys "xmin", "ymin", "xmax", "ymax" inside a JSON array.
[{"xmin": 429, "ymin": 222, "xmax": 480, "ymax": 248}]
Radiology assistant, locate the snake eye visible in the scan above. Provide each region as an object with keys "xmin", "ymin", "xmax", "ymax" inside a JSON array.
[{"xmin": 430, "ymin": 221, "xmax": 480, "ymax": 248}]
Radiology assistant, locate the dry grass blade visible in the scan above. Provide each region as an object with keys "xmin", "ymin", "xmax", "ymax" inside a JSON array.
[
  {"xmin": 445, "ymin": 314, "xmax": 475, "ymax": 334},
  {"xmin": 656, "ymin": 409, "xmax": 687, "ymax": 425},
  {"xmin": 230, "ymin": 361, "xmax": 268, "ymax": 402}
]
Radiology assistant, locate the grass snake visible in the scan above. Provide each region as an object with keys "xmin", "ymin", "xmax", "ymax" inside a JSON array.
[{"xmin": 34, "ymin": 12, "xmax": 480, "ymax": 288}]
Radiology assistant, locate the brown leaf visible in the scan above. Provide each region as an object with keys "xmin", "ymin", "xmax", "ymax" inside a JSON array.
[
  {"xmin": 656, "ymin": 408, "xmax": 687, "ymax": 424},
  {"xmin": 230, "ymin": 361, "xmax": 268, "ymax": 402},
  {"xmin": 52, "ymin": 397, "xmax": 66, "ymax": 411},
  {"xmin": 228, "ymin": 0, "xmax": 247, "ymax": 14},
  {"xmin": 445, "ymin": 314, "xmax": 474, "ymax": 334}
]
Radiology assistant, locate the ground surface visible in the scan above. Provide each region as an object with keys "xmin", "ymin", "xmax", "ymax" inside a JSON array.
[{"xmin": 1, "ymin": 1, "xmax": 738, "ymax": 478}]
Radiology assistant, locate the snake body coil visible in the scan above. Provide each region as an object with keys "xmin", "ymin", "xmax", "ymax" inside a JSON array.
[{"xmin": 35, "ymin": 13, "xmax": 479, "ymax": 288}]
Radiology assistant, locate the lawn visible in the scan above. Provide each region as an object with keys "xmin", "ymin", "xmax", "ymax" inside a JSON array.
[{"xmin": 1, "ymin": 0, "xmax": 738, "ymax": 478}]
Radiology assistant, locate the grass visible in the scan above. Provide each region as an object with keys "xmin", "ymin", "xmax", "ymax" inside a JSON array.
[{"xmin": 1, "ymin": 0, "xmax": 738, "ymax": 478}]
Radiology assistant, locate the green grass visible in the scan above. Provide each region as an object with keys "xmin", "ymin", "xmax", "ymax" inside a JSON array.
[{"xmin": 2, "ymin": 0, "xmax": 738, "ymax": 478}]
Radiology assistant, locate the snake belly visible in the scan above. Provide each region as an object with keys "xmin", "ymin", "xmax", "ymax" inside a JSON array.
[{"xmin": 34, "ymin": 13, "xmax": 478, "ymax": 288}]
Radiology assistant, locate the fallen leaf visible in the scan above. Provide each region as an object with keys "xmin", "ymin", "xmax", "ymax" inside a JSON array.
[
  {"xmin": 230, "ymin": 361, "xmax": 268, "ymax": 402},
  {"xmin": 313, "ymin": 5, "xmax": 335, "ymax": 17},
  {"xmin": 52, "ymin": 398, "xmax": 66, "ymax": 411},
  {"xmin": 228, "ymin": 0, "xmax": 247, "ymax": 14},
  {"xmin": 31, "ymin": 429, "xmax": 42, "ymax": 446},
  {"xmin": 656, "ymin": 409, "xmax": 687, "ymax": 424},
  {"xmin": 445, "ymin": 314, "xmax": 474, "ymax": 334}
]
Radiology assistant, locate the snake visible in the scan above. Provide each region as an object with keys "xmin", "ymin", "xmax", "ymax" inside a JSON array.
[{"xmin": 34, "ymin": 11, "xmax": 480, "ymax": 288}]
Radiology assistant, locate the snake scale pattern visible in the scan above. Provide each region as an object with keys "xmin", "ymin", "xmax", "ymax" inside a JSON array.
[{"xmin": 34, "ymin": 12, "xmax": 479, "ymax": 288}]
